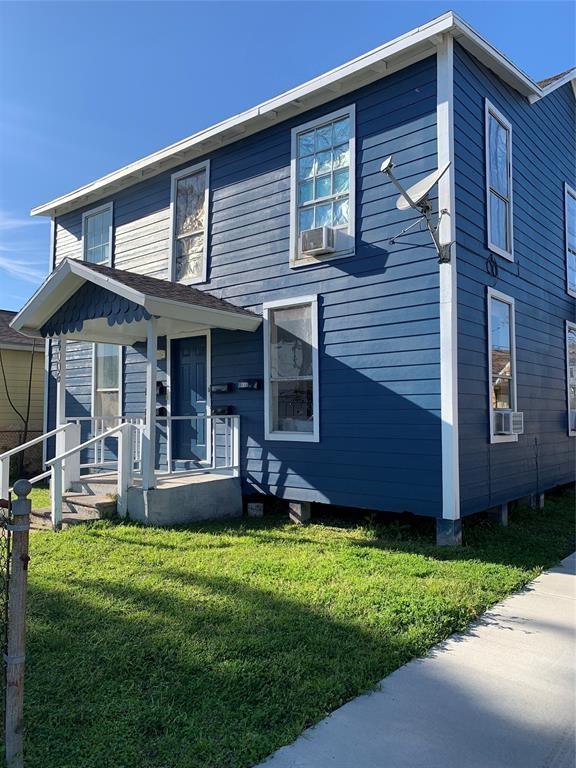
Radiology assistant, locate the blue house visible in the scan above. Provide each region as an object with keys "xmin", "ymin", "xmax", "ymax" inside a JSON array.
[{"xmin": 7, "ymin": 12, "xmax": 575, "ymax": 543}]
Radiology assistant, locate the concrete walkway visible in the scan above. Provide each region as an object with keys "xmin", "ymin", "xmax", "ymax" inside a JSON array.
[{"xmin": 259, "ymin": 553, "xmax": 576, "ymax": 768}]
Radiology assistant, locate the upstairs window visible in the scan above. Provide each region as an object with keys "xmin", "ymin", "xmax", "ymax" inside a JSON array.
[
  {"xmin": 487, "ymin": 288, "xmax": 518, "ymax": 443},
  {"xmin": 170, "ymin": 161, "xmax": 210, "ymax": 284},
  {"xmin": 264, "ymin": 296, "xmax": 319, "ymax": 442},
  {"xmin": 485, "ymin": 100, "xmax": 513, "ymax": 260},
  {"xmin": 290, "ymin": 106, "xmax": 356, "ymax": 267},
  {"xmin": 567, "ymin": 322, "xmax": 576, "ymax": 436},
  {"xmin": 565, "ymin": 184, "xmax": 576, "ymax": 297},
  {"xmin": 82, "ymin": 203, "xmax": 113, "ymax": 265}
]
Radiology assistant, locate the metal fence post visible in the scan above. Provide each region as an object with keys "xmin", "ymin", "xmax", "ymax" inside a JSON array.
[{"xmin": 4, "ymin": 479, "xmax": 31, "ymax": 768}]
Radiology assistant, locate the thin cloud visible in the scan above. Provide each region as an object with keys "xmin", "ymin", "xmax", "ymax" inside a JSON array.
[
  {"xmin": 0, "ymin": 252, "xmax": 45, "ymax": 284},
  {"xmin": 0, "ymin": 210, "xmax": 46, "ymax": 231}
]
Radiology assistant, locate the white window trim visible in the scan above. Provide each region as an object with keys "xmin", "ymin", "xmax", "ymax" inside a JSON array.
[
  {"xmin": 565, "ymin": 183, "xmax": 576, "ymax": 298},
  {"xmin": 485, "ymin": 99, "xmax": 514, "ymax": 262},
  {"xmin": 165, "ymin": 329, "xmax": 212, "ymax": 471},
  {"xmin": 289, "ymin": 105, "xmax": 356, "ymax": 269},
  {"xmin": 91, "ymin": 342, "xmax": 123, "ymax": 420},
  {"xmin": 566, "ymin": 321, "xmax": 576, "ymax": 437},
  {"xmin": 487, "ymin": 287, "xmax": 518, "ymax": 444},
  {"xmin": 81, "ymin": 201, "xmax": 114, "ymax": 266},
  {"xmin": 168, "ymin": 160, "xmax": 210, "ymax": 285},
  {"xmin": 263, "ymin": 295, "xmax": 319, "ymax": 442}
]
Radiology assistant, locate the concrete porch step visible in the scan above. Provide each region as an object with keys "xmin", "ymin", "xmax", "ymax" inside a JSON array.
[
  {"xmin": 62, "ymin": 492, "xmax": 117, "ymax": 519},
  {"xmin": 70, "ymin": 474, "xmax": 118, "ymax": 497}
]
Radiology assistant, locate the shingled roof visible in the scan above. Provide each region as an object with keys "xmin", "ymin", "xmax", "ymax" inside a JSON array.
[
  {"xmin": 0, "ymin": 309, "xmax": 38, "ymax": 349},
  {"xmin": 537, "ymin": 67, "xmax": 576, "ymax": 89},
  {"xmin": 78, "ymin": 261, "xmax": 257, "ymax": 319}
]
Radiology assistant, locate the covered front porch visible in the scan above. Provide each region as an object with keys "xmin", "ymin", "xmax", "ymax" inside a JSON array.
[{"xmin": 9, "ymin": 258, "xmax": 261, "ymax": 527}]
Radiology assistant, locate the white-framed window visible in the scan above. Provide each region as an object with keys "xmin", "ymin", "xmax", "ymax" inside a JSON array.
[
  {"xmin": 263, "ymin": 296, "xmax": 319, "ymax": 442},
  {"xmin": 485, "ymin": 100, "xmax": 513, "ymax": 261},
  {"xmin": 566, "ymin": 321, "xmax": 576, "ymax": 436},
  {"xmin": 565, "ymin": 184, "xmax": 576, "ymax": 297},
  {"xmin": 82, "ymin": 202, "xmax": 113, "ymax": 265},
  {"xmin": 169, "ymin": 160, "xmax": 210, "ymax": 284},
  {"xmin": 487, "ymin": 288, "xmax": 518, "ymax": 443},
  {"xmin": 92, "ymin": 343, "xmax": 122, "ymax": 420},
  {"xmin": 289, "ymin": 106, "xmax": 356, "ymax": 267}
]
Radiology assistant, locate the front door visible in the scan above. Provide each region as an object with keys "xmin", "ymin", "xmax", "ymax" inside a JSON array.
[{"xmin": 171, "ymin": 335, "xmax": 208, "ymax": 465}]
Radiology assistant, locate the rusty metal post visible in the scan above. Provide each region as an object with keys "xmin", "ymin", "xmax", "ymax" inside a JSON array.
[{"xmin": 4, "ymin": 479, "xmax": 31, "ymax": 768}]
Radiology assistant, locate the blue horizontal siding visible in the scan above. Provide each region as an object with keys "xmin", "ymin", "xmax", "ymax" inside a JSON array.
[
  {"xmin": 51, "ymin": 55, "xmax": 442, "ymax": 516},
  {"xmin": 454, "ymin": 43, "xmax": 576, "ymax": 516}
]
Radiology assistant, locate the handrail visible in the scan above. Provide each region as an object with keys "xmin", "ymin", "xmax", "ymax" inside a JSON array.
[
  {"xmin": 47, "ymin": 422, "xmax": 139, "ymax": 466},
  {"xmin": 156, "ymin": 415, "xmax": 239, "ymax": 421},
  {"xmin": 0, "ymin": 424, "xmax": 69, "ymax": 461}
]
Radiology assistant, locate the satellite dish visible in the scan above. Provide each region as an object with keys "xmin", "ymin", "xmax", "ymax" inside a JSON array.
[
  {"xmin": 380, "ymin": 154, "xmax": 453, "ymax": 263},
  {"xmin": 395, "ymin": 163, "xmax": 450, "ymax": 211}
]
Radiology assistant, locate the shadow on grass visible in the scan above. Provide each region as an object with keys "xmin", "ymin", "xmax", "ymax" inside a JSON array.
[
  {"xmin": 26, "ymin": 491, "xmax": 575, "ymax": 768},
  {"xmin": 27, "ymin": 566, "xmax": 409, "ymax": 768}
]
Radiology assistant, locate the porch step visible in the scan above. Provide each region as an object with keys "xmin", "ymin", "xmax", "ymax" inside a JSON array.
[
  {"xmin": 62, "ymin": 493, "xmax": 117, "ymax": 520},
  {"xmin": 70, "ymin": 474, "xmax": 118, "ymax": 497}
]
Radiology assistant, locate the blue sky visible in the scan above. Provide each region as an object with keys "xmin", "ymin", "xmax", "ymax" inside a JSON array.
[{"xmin": 0, "ymin": 1, "xmax": 574, "ymax": 310}]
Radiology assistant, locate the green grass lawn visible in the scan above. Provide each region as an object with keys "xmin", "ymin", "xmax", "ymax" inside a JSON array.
[
  {"xmin": 22, "ymin": 492, "xmax": 575, "ymax": 768},
  {"xmin": 29, "ymin": 487, "xmax": 50, "ymax": 510}
]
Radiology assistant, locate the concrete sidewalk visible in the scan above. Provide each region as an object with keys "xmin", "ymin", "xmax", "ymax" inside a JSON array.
[{"xmin": 259, "ymin": 553, "xmax": 576, "ymax": 768}]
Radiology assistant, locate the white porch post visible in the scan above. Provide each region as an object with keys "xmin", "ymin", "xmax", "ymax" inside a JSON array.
[
  {"xmin": 142, "ymin": 318, "xmax": 157, "ymax": 490},
  {"xmin": 55, "ymin": 338, "xmax": 67, "ymax": 460}
]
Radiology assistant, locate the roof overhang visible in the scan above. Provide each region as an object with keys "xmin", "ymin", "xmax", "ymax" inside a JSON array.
[
  {"xmin": 10, "ymin": 259, "xmax": 261, "ymax": 345},
  {"xmin": 30, "ymin": 12, "xmax": 571, "ymax": 220}
]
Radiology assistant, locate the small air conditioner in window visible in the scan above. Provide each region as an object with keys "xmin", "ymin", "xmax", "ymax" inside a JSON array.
[
  {"xmin": 494, "ymin": 411, "xmax": 524, "ymax": 435},
  {"xmin": 300, "ymin": 226, "xmax": 336, "ymax": 256}
]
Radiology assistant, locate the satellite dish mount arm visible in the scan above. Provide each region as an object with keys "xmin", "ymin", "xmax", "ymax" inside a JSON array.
[{"xmin": 380, "ymin": 157, "xmax": 453, "ymax": 263}]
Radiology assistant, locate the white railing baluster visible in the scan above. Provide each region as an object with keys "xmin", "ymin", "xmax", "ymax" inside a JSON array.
[
  {"xmin": 0, "ymin": 456, "xmax": 9, "ymax": 500},
  {"xmin": 232, "ymin": 417, "xmax": 240, "ymax": 477},
  {"xmin": 51, "ymin": 463, "xmax": 63, "ymax": 530},
  {"xmin": 117, "ymin": 424, "xmax": 133, "ymax": 518},
  {"xmin": 63, "ymin": 422, "xmax": 81, "ymax": 491}
]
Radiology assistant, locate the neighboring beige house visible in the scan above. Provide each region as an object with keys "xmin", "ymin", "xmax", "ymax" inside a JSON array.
[{"xmin": 0, "ymin": 309, "xmax": 44, "ymax": 475}]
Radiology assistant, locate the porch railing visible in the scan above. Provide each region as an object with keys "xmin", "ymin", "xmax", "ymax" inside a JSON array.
[
  {"xmin": 0, "ymin": 424, "xmax": 71, "ymax": 499},
  {"xmin": 46, "ymin": 422, "xmax": 140, "ymax": 528},
  {"xmin": 66, "ymin": 417, "xmax": 144, "ymax": 470},
  {"xmin": 156, "ymin": 415, "xmax": 240, "ymax": 476}
]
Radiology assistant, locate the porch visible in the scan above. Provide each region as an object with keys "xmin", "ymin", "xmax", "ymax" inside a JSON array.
[{"xmin": 4, "ymin": 258, "xmax": 261, "ymax": 528}]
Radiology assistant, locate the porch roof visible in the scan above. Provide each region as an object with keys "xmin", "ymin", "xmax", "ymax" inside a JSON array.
[{"xmin": 10, "ymin": 259, "xmax": 261, "ymax": 344}]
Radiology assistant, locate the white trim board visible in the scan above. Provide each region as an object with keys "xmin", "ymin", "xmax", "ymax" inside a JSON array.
[
  {"xmin": 566, "ymin": 321, "xmax": 576, "ymax": 438},
  {"xmin": 436, "ymin": 34, "xmax": 460, "ymax": 522},
  {"xmin": 485, "ymin": 100, "xmax": 514, "ymax": 261},
  {"xmin": 168, "ymin": 160, "xmax": 210, "ymax": 285},
  {"xmin": 30, "ymin": 12, "xmax": 561, "ymax": 220},
  {"xmin": 10, "ymin": 258, "xmax": 262, "ymax": 341},
  {"xmin": 565, "ymin": 183, "xmax": 576, "ymax": 298},
  {"xmin": 487, "ymin": 287, "xmax": 519, "ymax": 445},
  {"xmin": 81, "ymin": 201, "xmax": 114, "ymax": 266},
  {"xmin": 166, "ymin": 329, "xmax": 212, "ymax": 471},
  {"xmin": 289, "ymin": 105, "xmax": 356, "ymax": 268},
  {"xmin": 263, "ymin": 294, "xmax": 319, "ymax": 443}
]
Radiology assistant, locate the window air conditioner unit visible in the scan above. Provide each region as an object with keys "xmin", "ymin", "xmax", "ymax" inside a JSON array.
[
  {"xmin": 494, "ymin": 411, "xmax": 524, "ymax": 435},
  {"xmin": 300, "ymin": 226, "xmax": 336, "ymax": 256}
]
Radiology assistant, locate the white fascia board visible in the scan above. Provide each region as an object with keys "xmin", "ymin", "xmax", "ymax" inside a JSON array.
[
  {"xmin": 30, "ymin": 12, "xmax": 549, "ymax": 220},
  {"xmin": 10, "ymin": 259, "xmax": 146, "ymax": 336},
  {"xmin": 144, "ymin": 296, "xmax": 262, "ymax": 332},
  {"xmin": 11, "ymin": 260, "xmax": 81, "ymax": 335},
  {"xmin": 450, "ymin": 15, "xmax": 542, "ymax": 98},
  {"xmin": 0, "ymin": 342, "xmax": 42, "ymax": 352},
  {"xmin": 30, "ymin": 14, "xmax": 460, "ymax": 219},
  {"xmin": 529, "ymin": 68, "xmax": 576, "ymax": 103}
]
